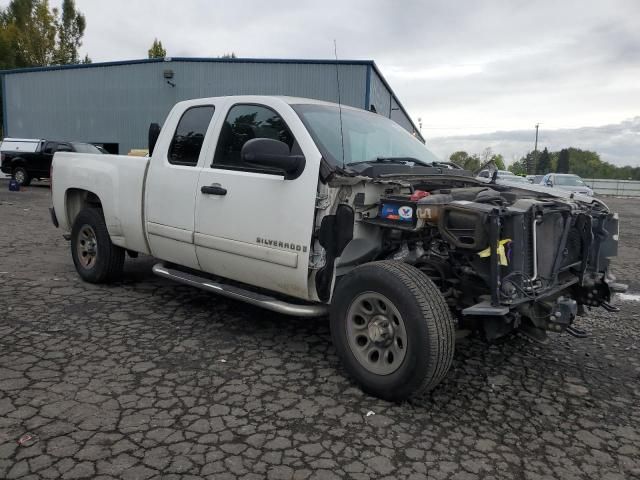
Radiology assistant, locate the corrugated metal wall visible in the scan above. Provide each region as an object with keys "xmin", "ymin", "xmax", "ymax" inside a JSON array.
[
  {"xmin": 367, "ymin": 68, "xmax": 417, "ymax": 137},
  {"xmin": 4, "ymin": 60, "xmax": 369, "ymax": 153},
  {"xmin": 389, "ymin": 97, "xmax": 415, "ymax": 133},
  {"xmin": 5, "ymin": 62, "xmax": 174, "ymax": 154},
  {"xmin": 368, "ymin": 69, "xmax": 392, "ymax": 118},
  {"xmin": 3, "ymin": 59, "xmax": 422, "ymax": 153}
]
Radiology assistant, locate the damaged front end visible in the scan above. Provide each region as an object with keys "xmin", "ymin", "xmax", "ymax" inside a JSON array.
[
  {"xmin": 341, "ymin": 175, "xmax": 625, "ymax": 341},
  {"xmin": 450, "ymin": 190, "xmax": 623, "ymax": 340}
]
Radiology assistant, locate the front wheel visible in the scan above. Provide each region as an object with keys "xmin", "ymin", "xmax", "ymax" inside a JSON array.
[
  {"xmin": 330, "ymin": 261, "xmax": 455, "ymax": 401},
  {"xmin": 70, "ymin": 208, "xmax": 125, "ymax": 283}
]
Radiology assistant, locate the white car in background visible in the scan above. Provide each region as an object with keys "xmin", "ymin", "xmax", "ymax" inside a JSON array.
[
  {"xmin": 540, "ymin": 173, "xmax": 593, "ymax": 196},
  {"xmin": 526, "ymin": 175, "xmax": 544, "ymax": 184},
  {"xmin": 476, "ymin": 169, "xmax": 529, "ymax": 185},
  {"xmin": 500, "ymin": 175, "xmax": 530, "ymax": 185}
]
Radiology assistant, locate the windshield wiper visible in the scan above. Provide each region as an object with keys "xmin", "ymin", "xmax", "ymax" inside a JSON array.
[{"xmin": 348, "ymin": 156, "xmax": 431, "ymax": 167}]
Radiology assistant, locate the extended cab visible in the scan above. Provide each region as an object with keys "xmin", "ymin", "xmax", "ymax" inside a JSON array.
[
  {"xmin": 1, "ymin": 138, "xmax": 103, "ymax": 186},
  {"xmin": 50, "ymin": 96, "xmax": 624, "ymax": 400}
]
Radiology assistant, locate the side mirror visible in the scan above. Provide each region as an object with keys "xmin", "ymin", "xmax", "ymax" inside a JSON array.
[
  {"xmin": 546, "ymin": 180, "xmax": 553, "ymax": 187},
  {"xmin": 148, "ymin": 123, "xmax": 161, "ymax": 156},
  {"xmin": 241, "ymin": 138, "xmax": 305, "ymax": 180}
]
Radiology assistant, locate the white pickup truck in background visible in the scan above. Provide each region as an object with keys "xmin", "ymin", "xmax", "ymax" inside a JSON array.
[{"xmin": 51, "ymin": 95, "xmax": 624, "ymax": 400}]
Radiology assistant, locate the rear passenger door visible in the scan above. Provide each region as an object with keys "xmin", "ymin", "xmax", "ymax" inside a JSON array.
[{"xmin": 145, "ymin": 104, "xmax": 217, "ymax": 269}]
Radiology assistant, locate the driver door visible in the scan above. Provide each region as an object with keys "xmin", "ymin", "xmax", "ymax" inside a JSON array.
[{"xmin": 194, "ymin": 99, "xmax": 319, "ymax": 300}]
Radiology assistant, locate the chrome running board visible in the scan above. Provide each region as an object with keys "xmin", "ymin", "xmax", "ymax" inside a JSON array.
[{"xmin": 152, "ymin": 263, "xmax": 328, "ymax": 317}]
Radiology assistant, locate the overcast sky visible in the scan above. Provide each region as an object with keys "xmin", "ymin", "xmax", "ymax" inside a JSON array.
[{"xmin": 10, "ymin": 0, "xmax": 640, "ymax": 165}]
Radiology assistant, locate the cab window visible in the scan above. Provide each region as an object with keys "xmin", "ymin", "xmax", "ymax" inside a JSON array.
[
  {"xmin": 168, "ymin": 106, "xmax": 215, "ymax": 166},
  {"xmin": 43, "ymin": 142, "xmax": 57, "ymax": 154},
  {"xmin": 212, "ymin": 104, "xmax": 298, "ymax": 172}
]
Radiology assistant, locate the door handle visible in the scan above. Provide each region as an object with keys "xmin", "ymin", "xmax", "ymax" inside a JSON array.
[{"xmin": 201, "ymin": 184, "xmax": 227, "ymax": 196}]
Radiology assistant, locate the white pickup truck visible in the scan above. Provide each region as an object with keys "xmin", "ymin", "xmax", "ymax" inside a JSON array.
[{"xmin": 51, "ymin": 95, "xmax": 624, "ymax": 400}]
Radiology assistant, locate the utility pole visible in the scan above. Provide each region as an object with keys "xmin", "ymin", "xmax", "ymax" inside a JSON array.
[{"xmin": 529, "ymin": 123, "xmax": 540, "ymax": 174}]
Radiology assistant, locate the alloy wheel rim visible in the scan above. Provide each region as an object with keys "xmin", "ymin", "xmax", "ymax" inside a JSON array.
[
  {"xmin": 77, "ymin": 225, "xmax": 98, "ymax": 269},
  {"xmin": 14, "ymin": 170, "xmax": 25, "ymax": 183},
  {"xmin": 345, "ymin": 292, "xmax": 408, "ymax": 375}
]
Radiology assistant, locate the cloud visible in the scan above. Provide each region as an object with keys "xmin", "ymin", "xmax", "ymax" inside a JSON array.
[
  {"xmin": 385, "ymin": 64, "xmax": 484, "ymax": 81},
  {"xmin": 426, "ymin": 117, "xmax": 640, "ymax": 167},
  {"xmin": 3, "ymin": 0, "xmax": 637, "ymax": 164}
]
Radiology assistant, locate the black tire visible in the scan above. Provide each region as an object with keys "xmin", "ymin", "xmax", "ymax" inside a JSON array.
[
  {"xmin": 12, "ymin": 166, "xmax": 31, "ymax": 186},
  {"xmin": 330, "ymin": 260, "xmax": 455, "ymax": 401},
  {"xmin": 70, "ymin": 208, "xmax": 125, "ymax": 283}
]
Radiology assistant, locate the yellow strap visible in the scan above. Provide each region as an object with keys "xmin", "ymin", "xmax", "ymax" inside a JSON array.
[{"xmin": 477, "ymin": 239, "xmax": 512, "ymax": 266}]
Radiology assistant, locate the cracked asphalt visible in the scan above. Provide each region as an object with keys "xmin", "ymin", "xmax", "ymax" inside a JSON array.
[{"xmin": 1, "ymin": 180, "xmax": 639, "ymax": 480}]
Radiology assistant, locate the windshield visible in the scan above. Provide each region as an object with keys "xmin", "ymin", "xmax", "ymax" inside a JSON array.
[
  {"xmin": 292, "ymin": 104, "xmax": 440, "ymax": 168},
  {"xmin": 555, "ymin": 175, "xmax": 585, "ymax": 186},
  {"xmin": 72, "ymin": 143, "xmax": 102, "ymax": 154}
]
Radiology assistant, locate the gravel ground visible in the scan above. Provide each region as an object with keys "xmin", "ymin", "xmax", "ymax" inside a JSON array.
[{"xmin": 1, "ymin": 181, "xmax": 639, "ymax": 480}]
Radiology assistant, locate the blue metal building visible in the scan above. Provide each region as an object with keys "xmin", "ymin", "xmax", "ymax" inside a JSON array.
[{"xmin": 1, "ymin": 57, "xmax": 422, "ymax": 154}]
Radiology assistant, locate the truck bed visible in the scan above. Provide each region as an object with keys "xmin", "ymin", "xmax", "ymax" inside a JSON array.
[{"xmin": 51, "ymin": 152, "xmax": 151, "ymax": 254}]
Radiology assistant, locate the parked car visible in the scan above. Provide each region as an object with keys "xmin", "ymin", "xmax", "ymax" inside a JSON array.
[
  {"xmin": 476, "ymin": 169, "xmax": 514, "ymax": 181},
  {"xmin": 540, "ymin": 173, "xmax": 593, "ymax": 196},
  {"xmin": 477, "ymin": 169, "xmax": 530, "ymax": 186},
  {"xmin": 50, "ymin": 95, "xmax": 623, "ymax": 400},
  {"xmin": 1, "ymin": 138, "xmax": 103, "ymax": 186},
  {"xmin": 500, "ymin": 175, "xmax": 530, "ymax": 185}
]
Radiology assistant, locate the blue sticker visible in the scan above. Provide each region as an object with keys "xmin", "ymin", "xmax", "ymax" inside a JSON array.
[{"xmin": 380, "ymin": 204, "xmax": 412, "ymax": 222}]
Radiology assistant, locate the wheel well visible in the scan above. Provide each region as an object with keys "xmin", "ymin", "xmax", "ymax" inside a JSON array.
[
  {"xmin": 10, "ymin": 158, "xmax": 27, "ymax": 169},
  {"xmin": 65, "ymin": 188, "xmax": 103, "ymax": 227}
]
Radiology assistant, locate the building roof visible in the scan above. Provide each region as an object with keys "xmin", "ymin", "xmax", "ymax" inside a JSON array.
[{"xmin": 0, "ymin": 57, "xmax": 422, "ymax": 140}]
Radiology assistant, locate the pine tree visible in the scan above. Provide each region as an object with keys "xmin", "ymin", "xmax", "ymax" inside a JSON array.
[
  {"xmin": 536, "ymin": 147, "xmax": 551, "ymax": 175},
  {"xmin": 0, "ymin": 0, "xmax": 89, "ymax": 133},
  {"xmin": 148, "ymin": 38, "xmax": 166, "ymax": 59},
  {"xmin": 53, "ymin": 0, "xmax": 86, "ymax": 64},
  {"xmin": 557, "ymin": 148, "xmax": 570, "ymax": 173}
]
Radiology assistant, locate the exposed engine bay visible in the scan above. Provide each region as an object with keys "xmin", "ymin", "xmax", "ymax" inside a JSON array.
[{"xmin": 323, "ymin": 172, "xmax": 624, "ymax": 341}]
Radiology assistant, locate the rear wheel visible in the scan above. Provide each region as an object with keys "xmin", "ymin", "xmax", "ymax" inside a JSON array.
[
  {"xmin": 71, "ymin": 208, "xmax": 125, "ymax": 283},
  {"xmin": 331, "ymin": 261, "xmax": 455, "ymax": 401},
  {"xmin": 12, "ymin": 166, "xmax": 31, "ymax": 186}
]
